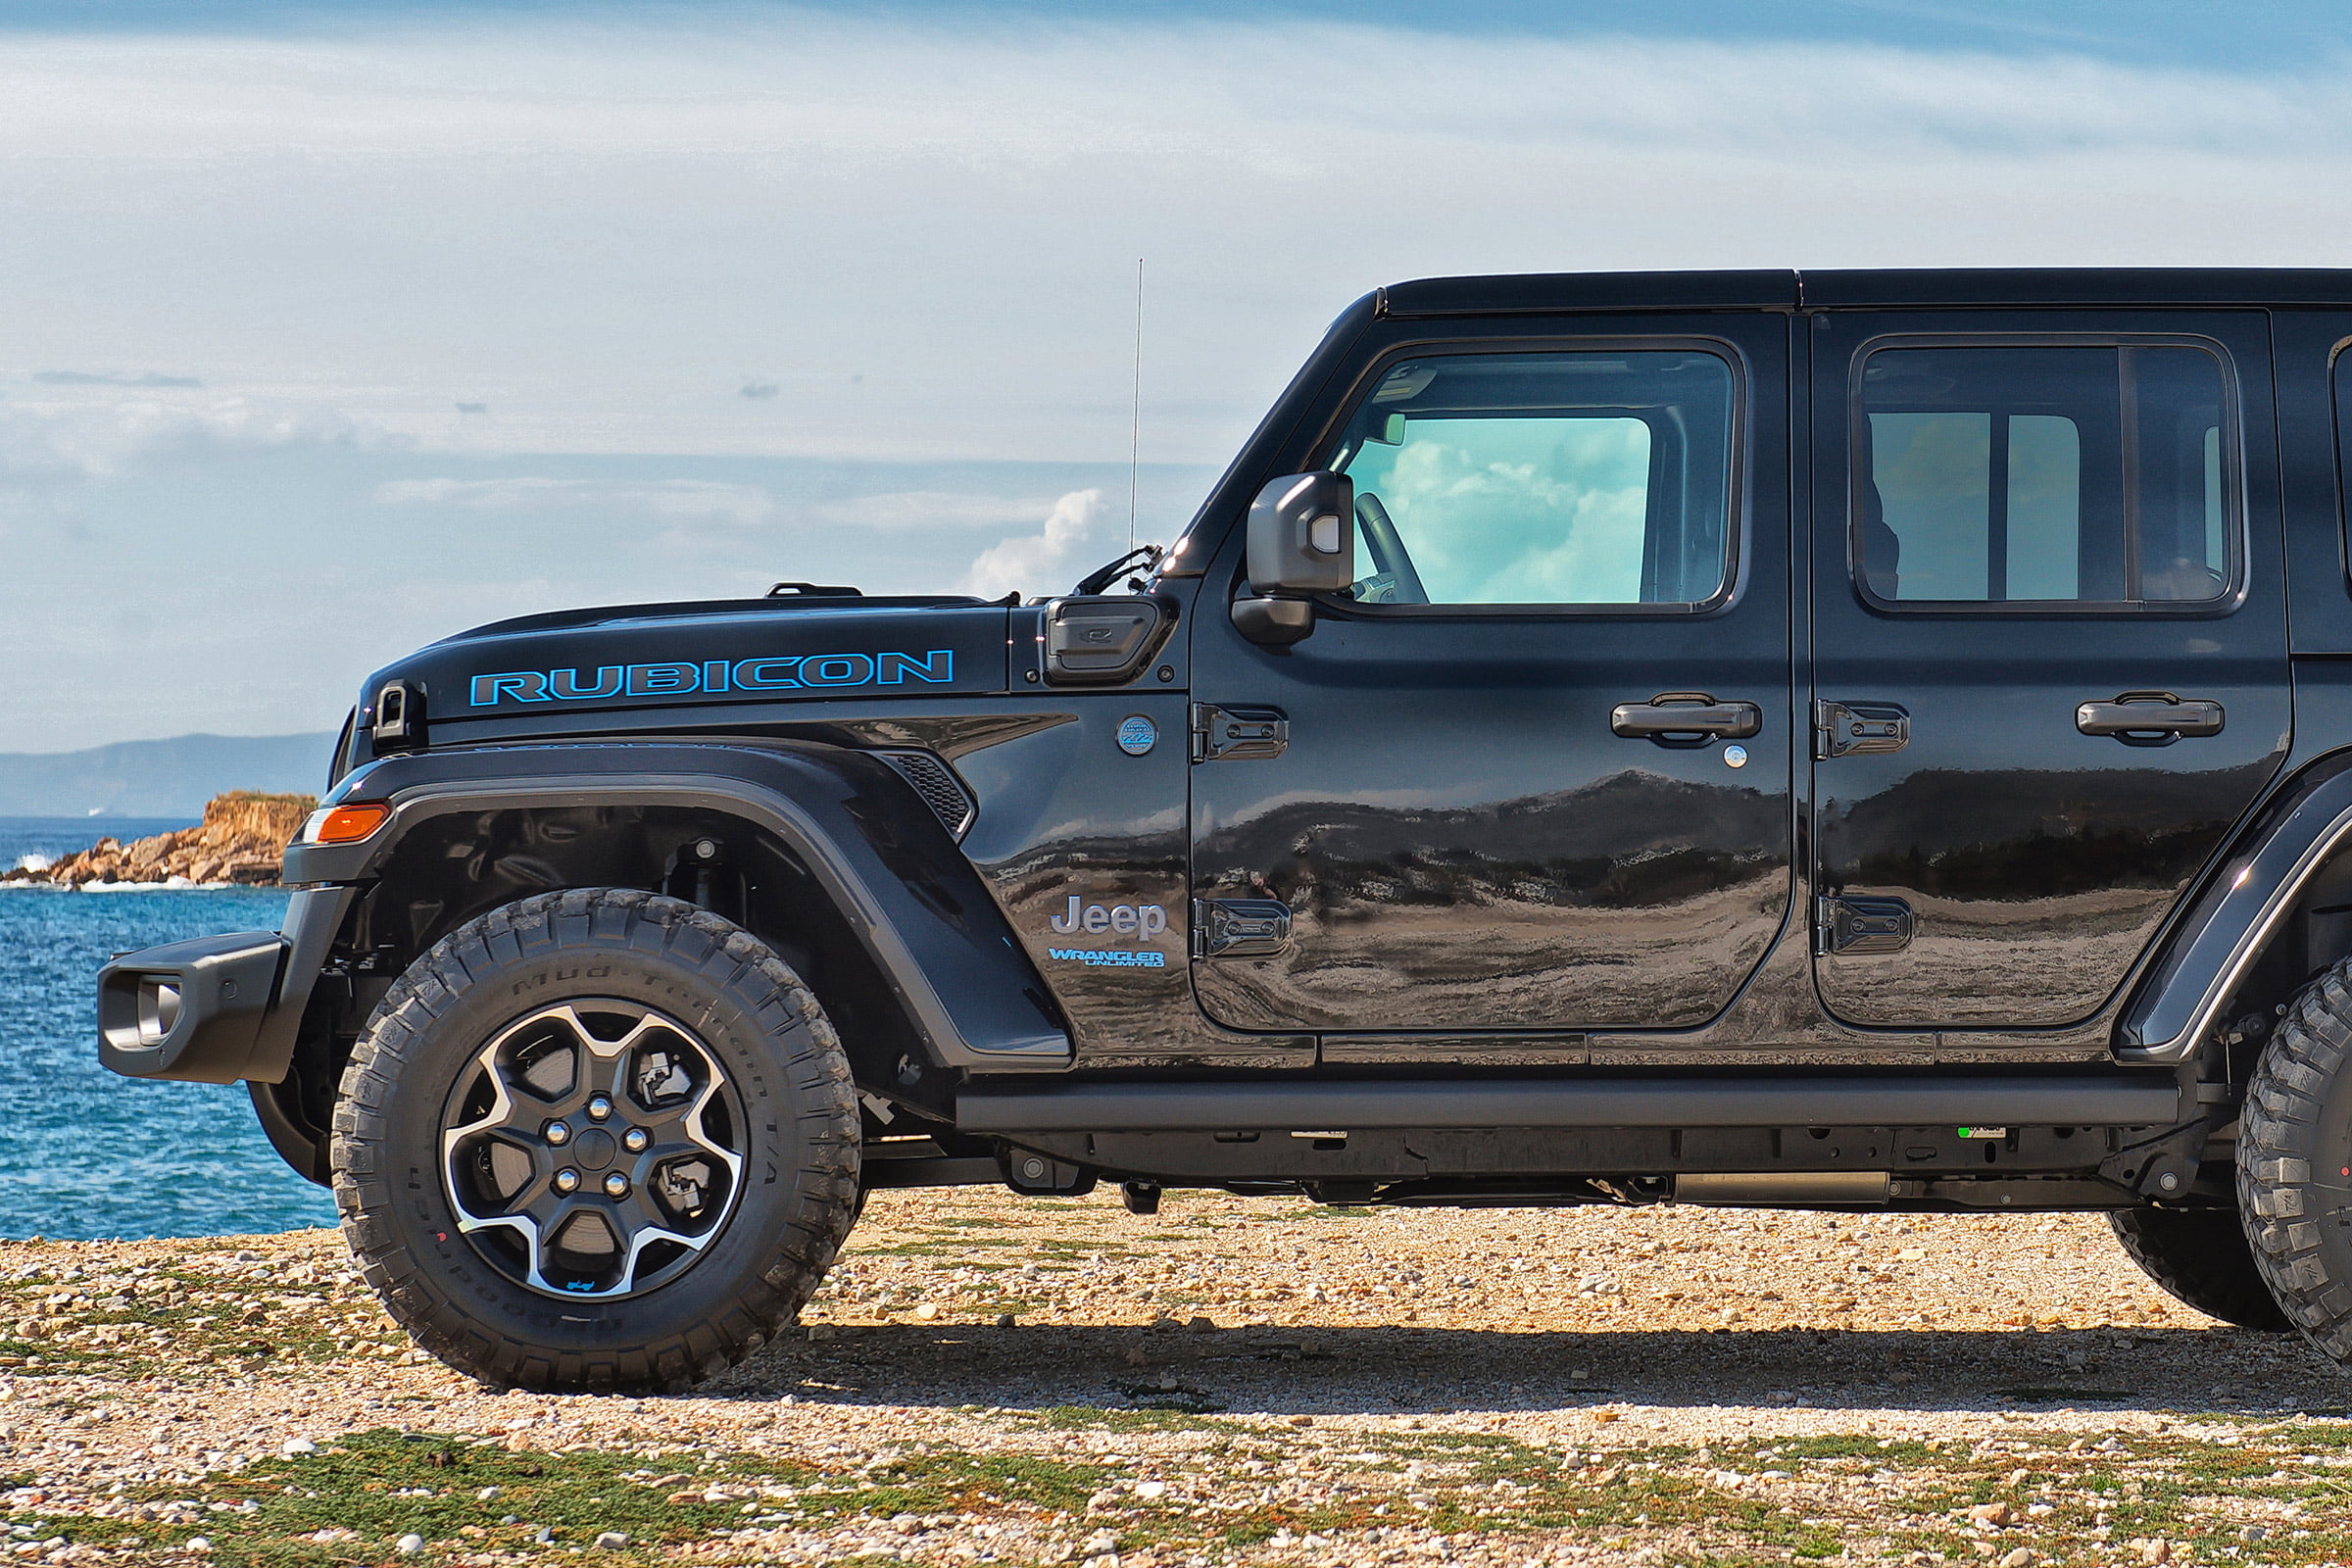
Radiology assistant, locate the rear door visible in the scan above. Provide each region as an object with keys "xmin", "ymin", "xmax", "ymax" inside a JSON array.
[{"xmin": 1807, "ymin": 310, "xmax": 2290, "ymax": 1028}]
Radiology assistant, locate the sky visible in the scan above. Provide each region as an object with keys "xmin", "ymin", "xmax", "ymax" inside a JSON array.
[{"xmin": 6, "ymin": 1, "xmax": 2352, "ymax": 751}]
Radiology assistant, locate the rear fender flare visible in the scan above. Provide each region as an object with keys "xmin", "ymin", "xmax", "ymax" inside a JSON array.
[
  {"xmin": 2119, "ymin": 751, "xmax": 2352, "ymax": 1063},
  {"xmin": 290, "ymin": 741, "xmax": 1072, "ymax": 1073}
]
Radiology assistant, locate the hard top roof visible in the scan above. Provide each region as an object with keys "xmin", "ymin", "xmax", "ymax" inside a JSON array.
[{"xmin": 1377, "ymin": 269, "xmax": 2352, "ymax": 318}]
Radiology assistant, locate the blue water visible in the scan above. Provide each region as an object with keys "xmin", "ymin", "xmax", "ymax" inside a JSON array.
[{"xmin": 0, "ymin": 817, "xmax": 340, "ymax": 1240}]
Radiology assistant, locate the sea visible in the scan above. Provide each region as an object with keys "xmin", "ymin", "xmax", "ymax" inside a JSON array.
[{"xmin": 0, "ymin": 816, "xmax": 339, "ymax": 1240}]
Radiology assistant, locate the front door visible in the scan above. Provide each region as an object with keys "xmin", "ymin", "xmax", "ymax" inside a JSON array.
[
  {"xmin": 1188, "ymin": 315, "xmax": 1794, "ymax": 1036},
  {"xmin": 1807, "ymin": 310, "xmax": 2291, "ymax": 1028}
]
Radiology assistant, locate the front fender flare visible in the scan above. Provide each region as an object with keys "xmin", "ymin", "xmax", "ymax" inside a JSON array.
[{"xmin": 289, "ymin": 741, "xmax": 1072, "ymax": 1072}]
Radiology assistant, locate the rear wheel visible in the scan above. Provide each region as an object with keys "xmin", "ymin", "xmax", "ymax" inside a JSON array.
[
  {"xmin": 2107, "ymin": 1207, "xmax": 2291, "ymax": 1331},
  {"xmin": 333, "ymin": 888, "xmax": 859, "ymax": 1392},
  {"xmin": 2240, "ymin": 956, "xmax": 2352, "ymax": 1363}
]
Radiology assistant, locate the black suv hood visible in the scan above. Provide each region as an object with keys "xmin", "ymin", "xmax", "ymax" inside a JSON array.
[{"xmin": 359, "ymin": 594, "xmax": 1014, "ymax": 740}]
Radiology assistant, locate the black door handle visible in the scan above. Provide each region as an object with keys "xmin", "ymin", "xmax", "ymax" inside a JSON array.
[
  {"xmin": 1610, "ymin": 692, "xmax": 1762, "ymax": 747},
  {"xmin": 2076, "ymin": 692, "xmax": 2225, "ymax": 746}
]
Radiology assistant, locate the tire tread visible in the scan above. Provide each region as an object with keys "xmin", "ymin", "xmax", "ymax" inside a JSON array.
[{"xmin": 331, "ymin": 889, "xmax": 860, "ymax": 1394}]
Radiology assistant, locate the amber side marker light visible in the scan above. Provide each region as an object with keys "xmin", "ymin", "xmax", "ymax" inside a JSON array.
[{"xmin": 304, "ymin": 802, "xmax": 390, "ymax": 845}]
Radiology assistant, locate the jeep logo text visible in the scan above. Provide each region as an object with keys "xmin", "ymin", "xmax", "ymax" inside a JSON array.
[{"xmin": 1049, "ymin": 896, "xmax": 1169, "ymax": 940}]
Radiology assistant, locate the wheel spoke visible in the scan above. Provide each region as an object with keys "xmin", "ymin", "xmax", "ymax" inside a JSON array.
[{"xmin": 440, "ymin": 999, "xmax": 747, "ymax": 1299}]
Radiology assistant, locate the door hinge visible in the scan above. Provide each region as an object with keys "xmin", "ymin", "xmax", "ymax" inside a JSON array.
[
  {"xmin": 1815, "ymin": 894, "xmax": 1917, "ymax": 956},
  {"xmin": 1813, "ymin": 700, "xmax": 1910, "ymax": 760},
  {"xmin": 1191, "ymin": 703, "xmax": 1290, "ymax": 762},
  {"xmin": 1192, "ymin": 897, "xmax": 1293, "ymax": 957}
]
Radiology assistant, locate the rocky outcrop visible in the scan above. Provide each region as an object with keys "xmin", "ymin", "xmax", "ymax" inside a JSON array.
[{"xmin": 3, "ymin": 791, "xmax": 314, "ymax": 887}]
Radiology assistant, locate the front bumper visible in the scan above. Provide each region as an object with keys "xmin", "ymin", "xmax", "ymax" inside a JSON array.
[{"xmin": 97, "ymin": 885, "xmax": 356, "ymax": 1085}]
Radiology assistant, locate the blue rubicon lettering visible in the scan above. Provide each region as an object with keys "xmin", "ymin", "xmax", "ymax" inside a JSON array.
[
  {"xmin": 626, "ymin": 662, "xmax": 702, "ymax": 696},
  {"xmin": 471, "ymin": 671, "xmax": 550, "ymax": 705},
  {"xmin": 551, "ymin": 666, "xmax": 623, "ymax": 700},
  {"xmin": 878, "ymin": 650, "xmax": 952, "ymax": 684},
  {"xmin": 467, "ymin": 649, "xmax": 955, "ymax": 706},
  {"xmin": 732, "ymin": 658, "xmax": 802, "ymax": 690},
  {"xmin": 801, "ymin": 653, "xmax": 874, "ymax": 687}
]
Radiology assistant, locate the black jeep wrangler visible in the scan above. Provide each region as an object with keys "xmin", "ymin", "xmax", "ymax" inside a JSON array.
[{"xmin": 99, "ymin": 269, "xmax": 2352, "ymax": 1390}]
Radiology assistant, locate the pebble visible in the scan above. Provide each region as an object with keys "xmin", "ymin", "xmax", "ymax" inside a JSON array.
[
  {"xmin": 395, "ymin": 1534, "xmax": 424, "ymax": 1555},
  {"xmin": 594, "ymin": 1531, "xmax": 628, "ymax": 1550},
  {"xmin": 0, "ymin": 1192, "xmax": 2328, "ymax": 1568}
]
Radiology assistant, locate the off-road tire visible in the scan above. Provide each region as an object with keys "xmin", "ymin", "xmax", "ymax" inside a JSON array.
[
  {"xmin": 2107, "ymin": 1207, "xmax": 2292, "ymax": 1332},
  {"xmin": 2241, "ymin": 956, "xmax": 2352, "ymax": 1363},
  {"xmin": 332, "ymin": 888, "xmax": 860, "ymax": 1392}
]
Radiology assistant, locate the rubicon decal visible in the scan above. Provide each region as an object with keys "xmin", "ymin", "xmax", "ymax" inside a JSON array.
[{"xmin": 469, "ymin": 651, "xmax": 953, "ymax": 708}]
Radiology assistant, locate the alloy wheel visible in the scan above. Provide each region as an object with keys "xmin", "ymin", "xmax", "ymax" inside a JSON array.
[{"xmin": 439, "ymin": 1001, "xmax": 745, "ymax": 1298}]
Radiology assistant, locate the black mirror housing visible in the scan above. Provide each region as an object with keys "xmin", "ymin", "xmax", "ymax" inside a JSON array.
[{"xmin": 1246, "ymin": 471, "xmax": 1354, "ymax": 595}]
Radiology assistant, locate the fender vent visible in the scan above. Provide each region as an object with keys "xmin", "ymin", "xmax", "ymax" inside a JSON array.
[{"xmin": 879, "ymin": 751, "xmax": 977, "ymax": 840}]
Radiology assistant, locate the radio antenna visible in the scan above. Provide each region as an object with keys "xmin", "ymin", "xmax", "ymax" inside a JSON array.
[{"xmin": 1129, "ymin": 256, "xmax": 1144, "ymax": 551}]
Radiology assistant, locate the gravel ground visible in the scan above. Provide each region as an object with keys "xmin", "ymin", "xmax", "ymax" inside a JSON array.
[{"xmin": 3, "ymin": 1189, "xmax": 2348, "ymax": 1567}]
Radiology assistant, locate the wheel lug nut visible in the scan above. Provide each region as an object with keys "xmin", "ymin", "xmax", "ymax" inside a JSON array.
[
  {"xmin": 553, "ymin": 1169, "xmax": 579, "ymax": 1194},
  {"xmin": 623, "ymin": 1128, "xmax": 649, "ymax": 1152},
  {"xmin": 586, "ymin": 1095, "xmax": 613, "ymax": 1122},
  {"xmin": 544, "ymin": 1120, "xmax": 572, "ymax": 1147},
  {"xmin": 603, "ymin": 1172, "xmax": 630, "ymax": 1199}
]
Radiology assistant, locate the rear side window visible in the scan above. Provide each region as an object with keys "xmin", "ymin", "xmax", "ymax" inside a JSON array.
[
  {"xmin": 1854, "ymin": 342, "xmax": 2237, "ymax": 610},
  {"xmin": 1326, "ymin": 349, "xmax": 1739, "ymax": 609}
]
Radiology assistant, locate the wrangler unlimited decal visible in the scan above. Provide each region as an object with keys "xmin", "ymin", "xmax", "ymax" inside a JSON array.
[{"xmin": 468, "ymin": 650, "xmax": 954, "ymax": 707}]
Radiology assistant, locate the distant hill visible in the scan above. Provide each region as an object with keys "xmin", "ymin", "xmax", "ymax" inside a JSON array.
[{"xmin": 0, "ymin": 732, "xmax": 337, "ymax": 818}]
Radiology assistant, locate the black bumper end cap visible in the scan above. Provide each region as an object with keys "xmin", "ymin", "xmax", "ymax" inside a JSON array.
[{"xmin": 97, "ymin": 931, "xmax": 289, "ymax": 1085}]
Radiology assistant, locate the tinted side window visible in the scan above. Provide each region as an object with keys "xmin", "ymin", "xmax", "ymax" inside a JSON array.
[
  {"xmin": 1328, "ymin": 350, "xmax": 1738, "ymax": 608},
  {"xmin": 1855, "ymin": 343, "xmax": 2236, "ymax": 609}
]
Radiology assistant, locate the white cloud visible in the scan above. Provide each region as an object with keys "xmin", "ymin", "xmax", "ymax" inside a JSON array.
[
  {"xmin": 7, "ymin": 20, "xmax": 2352, "ymax": 474},
  {"xmin": 373, "ymin": 475, "xmax": 774, "ymax": 527},
  {"xmin": 811, "ymin": 490, "xmax": 1063, "ymax": 531},
  {"xmin": 20, "ymin": 13, "xmax": 2352, "ymax": 745},
  {"xmin": 956, "ymin": 489, "xmax": 1107, "ymax": 601},
  {"xmin": 0, "ymin": 395, "xmax": 368, "ymax": 488}
]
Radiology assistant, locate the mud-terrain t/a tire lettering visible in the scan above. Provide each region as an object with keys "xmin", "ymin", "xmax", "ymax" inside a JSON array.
[
  {"xmin": 2241, "ymin": 956, "xmax": 2352, "ymax": 1360},
  {"xmin": 331, "ymin": 888, "xmax": 859, "ymax": 1393}
]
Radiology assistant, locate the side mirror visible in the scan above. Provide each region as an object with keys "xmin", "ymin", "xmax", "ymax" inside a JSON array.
[
  {"xmin": 1247, "ymin": 471, "xmax": 1353, "ymax": 593},
  {"xmin": 1236, "ymin": 471, "xmax": 1352, "ymax": 645}
]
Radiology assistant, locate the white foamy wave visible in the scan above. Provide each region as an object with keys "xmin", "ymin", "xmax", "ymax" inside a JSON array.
[
  {"xmin": 13, "ymin": 853, "xmax": 53, "ymax": 873},
  {"xmin": 73, "ymin": 877, "xmax": 229, "ymax": 893}
]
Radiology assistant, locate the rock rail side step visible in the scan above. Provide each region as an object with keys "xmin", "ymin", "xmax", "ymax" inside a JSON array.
[{"xmin": 956, "ymin": 1075, "xmax": 2182, "ymax": 1134}]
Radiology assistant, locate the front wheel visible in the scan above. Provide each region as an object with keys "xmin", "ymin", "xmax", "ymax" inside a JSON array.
[{"xmin": 332, "ymin": 888, "xmax": 860, "ymax": 1392}]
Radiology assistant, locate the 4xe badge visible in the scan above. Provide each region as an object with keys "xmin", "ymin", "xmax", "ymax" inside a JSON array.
[{"xmin": 1115, "ymin": 714, "xmax": 1157, "ymax": 756}]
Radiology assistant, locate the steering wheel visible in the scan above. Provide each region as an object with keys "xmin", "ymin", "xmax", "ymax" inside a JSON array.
[{"xmin": 1353, "ymin": 492, "xmax": 1429, "ymax": 605}]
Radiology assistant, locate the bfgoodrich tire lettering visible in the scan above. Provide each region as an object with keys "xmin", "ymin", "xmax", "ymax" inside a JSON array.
[
  {"xmin": 332, "ymin": 888, "xmax": 859, "ymax": 1393},
  {"xmin": 2240, "ymin": 956, "xmax": 2352, "ymax": 1364}
]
